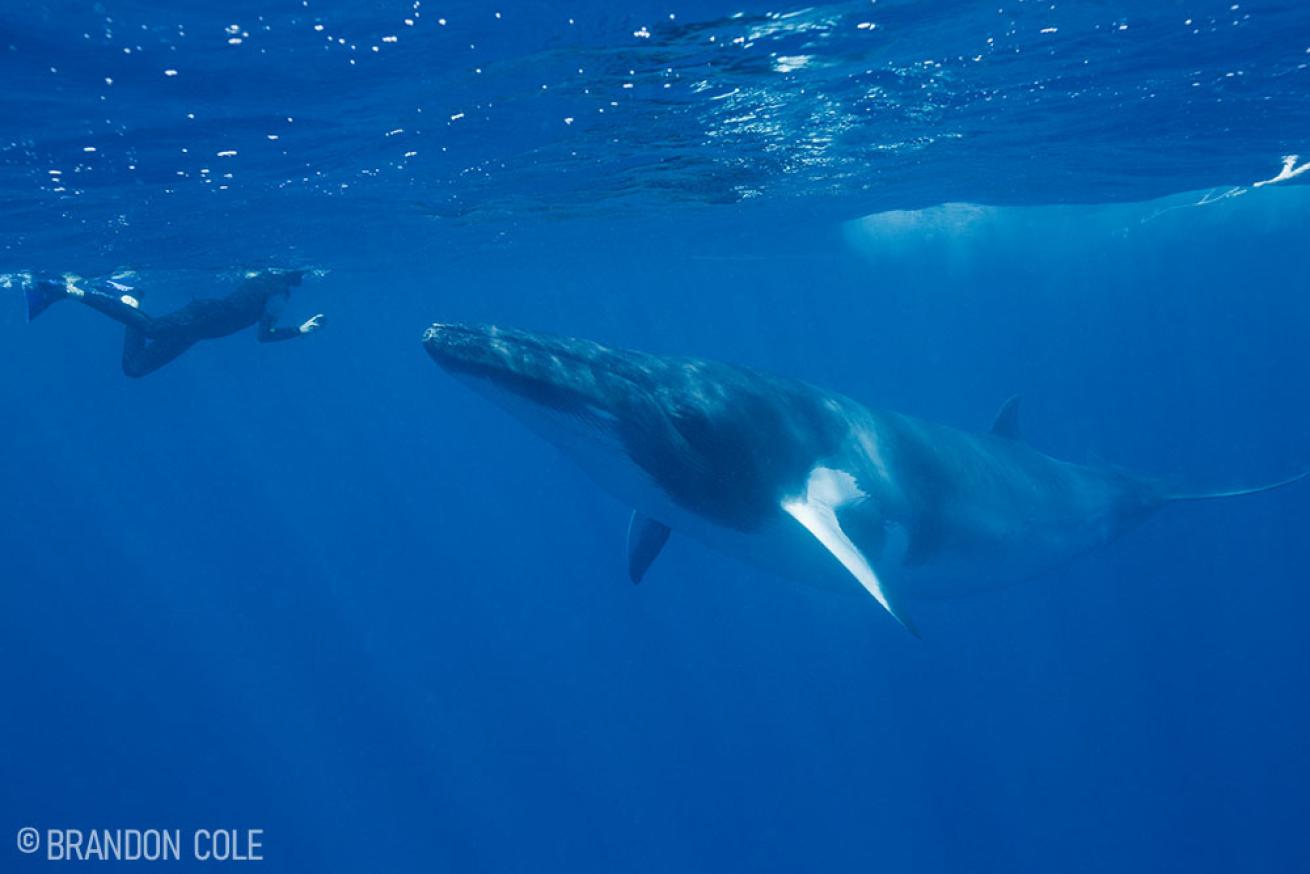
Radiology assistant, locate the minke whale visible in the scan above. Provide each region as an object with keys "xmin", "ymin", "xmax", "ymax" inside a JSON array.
[{"xmin": 422, "ymin": 323, "xmax": 1304, "ymax": 636}]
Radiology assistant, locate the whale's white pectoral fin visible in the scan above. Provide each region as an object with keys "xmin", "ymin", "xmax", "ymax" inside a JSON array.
[
  {"xmin": 626, "ymin": 511, "xmax": 672, "ymax": 584},
  {"xmin": 782, "ymin": 467, "xmax": 920, "ymax": 637}
]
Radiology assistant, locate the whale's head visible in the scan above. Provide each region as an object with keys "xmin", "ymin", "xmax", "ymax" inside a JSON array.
[
  {"xmin": 422, "ymin": 322, "xmax": 670, "ymax": 495},
  {"xmin": 422, "ymin": 322, "xmax": 843, "ymax": 531},
  {"xmin": 422, "ymin": 322, "xmax": 648, "ymax": 438}
]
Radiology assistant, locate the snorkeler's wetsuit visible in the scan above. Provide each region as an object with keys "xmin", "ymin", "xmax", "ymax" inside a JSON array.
[{"xmin": 73, "ymin": 271, "xmax": 305, "ymax": 377}]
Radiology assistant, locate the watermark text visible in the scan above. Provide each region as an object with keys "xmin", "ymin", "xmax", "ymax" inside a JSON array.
[{"xmin": 16, "ymin": 828, "xmax": 264, "ymax": 862}]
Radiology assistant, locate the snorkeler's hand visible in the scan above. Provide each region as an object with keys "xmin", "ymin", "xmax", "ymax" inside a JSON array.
[{"xmin": 299, "ymin": 313, "xmax": 325, "ymax": 335}]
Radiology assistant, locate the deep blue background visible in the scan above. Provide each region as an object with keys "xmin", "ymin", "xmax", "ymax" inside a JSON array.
[
  {"xmin": 3, "ymin": 1, "xmax": 1310, "ymax": 872},
  {"xmin": 3, "ymin": 188, "xmax": 1308, "ymax": 872}
]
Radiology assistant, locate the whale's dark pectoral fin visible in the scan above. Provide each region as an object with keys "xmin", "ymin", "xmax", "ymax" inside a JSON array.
[
  {"xmin": 626, "ymin": 511, "xmax": 672, "ymax": 584},
  {"xmin": 990, "ymin": 395, "xmax": 1023, "ymax": 440},
  {"xmin": 782, "ymin": 468, "xmax": 920, "ymax": 638}
]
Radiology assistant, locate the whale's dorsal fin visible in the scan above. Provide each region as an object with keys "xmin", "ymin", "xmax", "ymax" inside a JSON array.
[
  {"xmin": 626, "ymin": 511, "xmax": 672, "ymax": 584},
  {"xmin": 990, "ymin": 395, "xmax": 1022, "ymax": 440},
  {"xmin": 781, "ymin": 467, "xmax": 920, "ymax": 637}
]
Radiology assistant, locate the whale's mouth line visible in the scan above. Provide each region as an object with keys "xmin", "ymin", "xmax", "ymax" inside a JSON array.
[
  {"xmin": 423, "ymin": 322, "xmax": 633, "ymax": 429},
  {"xmin": 422, "ymin": 322, "xmax": 658, "ymax": 415},
  {"xmin": 432, "ymin": 352, "xmax": 591, "ymax": 409},
  {"xmin": 423, "ymin": 321, "xmax": 612, "ymax": 373}
]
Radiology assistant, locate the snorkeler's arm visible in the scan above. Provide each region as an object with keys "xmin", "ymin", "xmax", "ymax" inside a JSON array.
[
  {"xmin": 256, "ymin": 296, "xmax": 325, "ymax": 342},
  {"xmin": 258, "ymin": 318, "xmax": 301, "ymax": 341},
  {"xmin": 257, "ymin": 316, "xmax": 324, "ymax": 341}
]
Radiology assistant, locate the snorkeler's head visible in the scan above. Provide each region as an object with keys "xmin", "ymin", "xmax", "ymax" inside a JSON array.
[{"xmin": 243, "ymin": 267, "xmax": 305, "ymax": 291}]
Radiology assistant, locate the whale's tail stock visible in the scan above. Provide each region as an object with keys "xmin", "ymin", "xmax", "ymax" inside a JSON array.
[{"xmin": 1164, "ymin": 469, "xmax": 1309, "ymax": 503}]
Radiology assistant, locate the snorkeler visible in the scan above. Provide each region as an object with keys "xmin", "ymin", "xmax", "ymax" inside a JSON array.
[{"xmin": 22, "ymin": 268, "xmax": 324, "ymax": 378}]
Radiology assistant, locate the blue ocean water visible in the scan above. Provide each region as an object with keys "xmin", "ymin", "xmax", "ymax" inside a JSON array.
[{"xmin": 2, "ymin": 1, "xmax": 1309, "ymax": 871}]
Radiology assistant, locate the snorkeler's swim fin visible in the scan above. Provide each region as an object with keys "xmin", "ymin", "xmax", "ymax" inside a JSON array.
[{"xmin": 24, "ymin": 277, "xmax": 68, "ymax": 322}]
